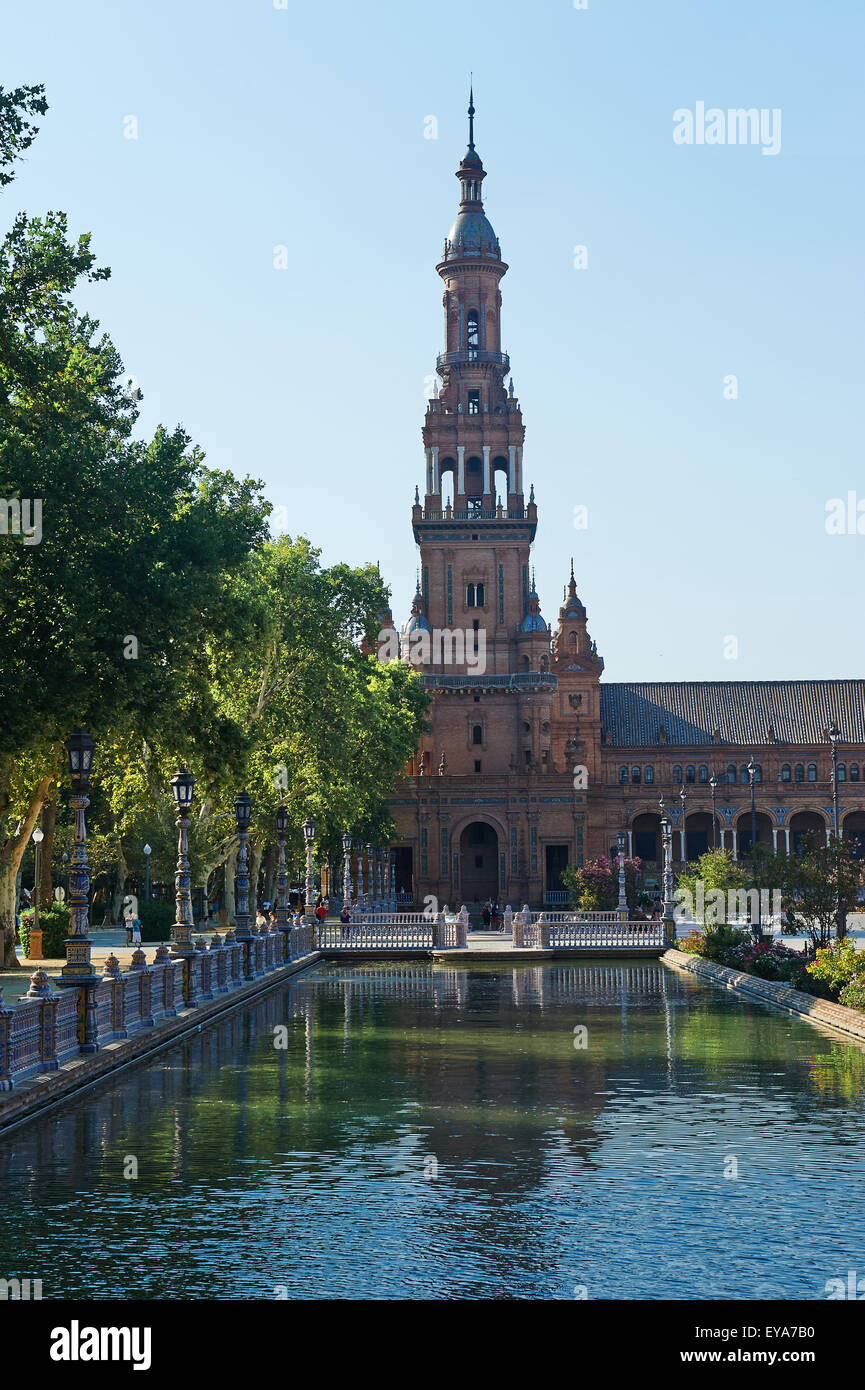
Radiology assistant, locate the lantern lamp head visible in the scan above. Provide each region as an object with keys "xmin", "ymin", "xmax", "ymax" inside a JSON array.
[
  {"xmin": 143, "ymin": 843, "xmax": 152, "ymax": 857},
  {"xmin": 65, "ymin": 726, "xmax": 95, "ymax": 791},
  {"xmin": 275, "ymin": 805, "xmax": 289, "ymax": 837},
  {"xmin": 234, "ymin": 791, "xmax": 253, "ymax": 829},
  {"xmin": 32, "ymin": 825, "xmax": 44, "ymax": 844},
  {"xmin": 342, "ymin": 832, "xmax": 352, "ymax": 852},
  {"xmin": 170, "ymin": 766, "xmax": 196, "ymax": 811},
  {"xmin": 302, "ymin": 818, "xmax": 315, "ymax": 845}
]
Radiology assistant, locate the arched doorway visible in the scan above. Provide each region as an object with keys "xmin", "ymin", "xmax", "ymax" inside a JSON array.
[
  {"xmin": 685, "ymin": 811, "xmax": 714, "ymax": 860},
  {"xmin": 459, "ymin": 822, "xmax": 499, "ymax": 903},
  {"xmin": 631, "ymin": 813, "xmax": 660, "ymax": 866},
  {"xmin": 843, "ymin": 810, "xmax": 865, "ymax": 859},
  {"xmin": 736, "ymin": 811, "xmax": 774, "ymax": 856},
  {"xmin": 789, "ymin": 810, "xmax": 826, "ymax": 855}
]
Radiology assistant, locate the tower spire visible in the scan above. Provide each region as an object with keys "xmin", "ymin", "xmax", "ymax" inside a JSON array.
[{"xmin": 468, "ymin": 78, "xmax": 475, "ymax": 151}]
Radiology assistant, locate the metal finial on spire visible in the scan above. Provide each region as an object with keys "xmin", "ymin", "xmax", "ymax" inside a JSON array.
[
  {"xmin": 468, "ymin": 78, "xmax": 475, "ymax": 150},
  {"xmin": 570, "ymin": 556, "xmax": 575, "ymax": 581}
]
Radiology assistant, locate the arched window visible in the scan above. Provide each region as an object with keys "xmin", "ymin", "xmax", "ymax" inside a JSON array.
[
  {"xmin": 698, "ymin": 764, "xmax": 708, "ymax": 783},
  {"xmin": 619, "ymin": 766, "xmax": 628, "ymax": 784},
  {"xmin": 476, "ymin": 582, "xmax": 485, "ymax": 606},
  {"xmin": 472, "ymin": 725, "xmax": 482, "ymax": 746},
  {"xmin": 466, "ymin": 310, "xmax": 479, "ymax": 359},
  {"xmin": 569, "ymin": 630, "xmax": 578, "ymax": 647},
  {"xmin": 781, "ymin": 764, "xmax": 792, "ymax": 782},
  {"xmin": 851, "ymin": 764, "xmax": 860, "ymax": 782},
  {"xmin": 631, "ymin": 765, "xmax": 641, "ymax": 784},
  {"xmin": 727, "ymin": 764, "xmax": 736, "ymax": 784},
  {"xmin": 466, "ymin": 582, "xmax": 484, "ymax": 608},
  {"xmin": 740, "ymin": 764, "xmax": 749, "ymax": 784},
  {"xmin": 754, "ymin": 764, "xmax": 763, "ymax": 783},
  {"xmin": 466, "ymin": 583, "xmax": 475, "ymax": 607},
  {"xmin": 794, "ymin": 763, "xmax": 803, "ymax": 782},
  {"xmin": 807, "ymin": 763, "xmax": 817, "ymax": 782},
  {"xmin": 685, "ymin": 765, "xmax": 695, "ymax": 784},
  {"xmin": 837, "ymin": 762, "xmax": 847, "ymax": 782},
  {"xmin": 645, "ymin": 765, "xmax": 654, "ymax": 784},
  {"xmin": 673, "ymin": 765, "xmax": 683, "ymax": 784}
]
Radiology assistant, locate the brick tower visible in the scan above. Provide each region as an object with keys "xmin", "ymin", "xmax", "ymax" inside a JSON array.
[{"xmin": 387, "ymin": 94, "xmax": 601, "ymax": 909}]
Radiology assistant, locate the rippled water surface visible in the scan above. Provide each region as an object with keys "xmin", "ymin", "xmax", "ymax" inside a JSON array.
[{"xmin": 1, "ymin": 960, "xmax": 864, "ymax": 1300}]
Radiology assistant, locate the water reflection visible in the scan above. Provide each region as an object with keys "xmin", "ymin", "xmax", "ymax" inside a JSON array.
[{"xmin": 0, "ymin": 961, "xmax": 864, "ymax": 1300}]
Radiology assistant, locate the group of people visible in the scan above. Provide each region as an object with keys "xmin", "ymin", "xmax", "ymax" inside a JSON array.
[
  {"xmin": 481, "ymin": 900, "xmax": 503, "ymax": 930},
  {"xmin": 254, "ymin": 896, "xmax": 329, "ymax": 929}
]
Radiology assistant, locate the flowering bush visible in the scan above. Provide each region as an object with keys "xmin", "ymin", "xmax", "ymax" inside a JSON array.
[
  {"xmin": 678, "ymin": 924, "xmax": 751, "ymax": 962},
  {"xmin": 807, "ymin": 938, "xmax": 865, "ymax": 1008}
]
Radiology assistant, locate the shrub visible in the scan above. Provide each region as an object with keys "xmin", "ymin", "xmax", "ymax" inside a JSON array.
[
  {"xmin": 137, "ymin": 900, "xmax": 175, "ymax": 942},
  {"xmin": 680, "ymin": 924, "xmax": 752, "ymax": 963},
  {"xmin": 18, "ymin": 904, "xmax": 70, "ymax": 959},
  {"xmin": 807, "ymin": 938, "xmax": 865, "ymax": 1000}
]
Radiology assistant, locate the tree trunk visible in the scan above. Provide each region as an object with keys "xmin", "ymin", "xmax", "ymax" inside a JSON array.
[
  {"xmin": 111, "ymin": 842, "xmax": 128, "ymax": 924},
  {"xmin": 262, "ymin": 842, "xmax": 277, "ymax": 909},
  {"xmin": 224, "ymin": 842, "xmax": 238, "ymax": 924},
  {"xmin": 0, "ymin": 772, "xmax": 54, "ymax": 968},
  {"xmin": 39, "ymin": 799, "xmax": 56, "ymax": 908},
  {"xmin": 249, "ymin": 841, "xmax": 262, "ymax": 918}
]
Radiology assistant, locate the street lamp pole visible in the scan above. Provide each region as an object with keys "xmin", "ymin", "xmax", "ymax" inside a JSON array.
[
  {"xmin": 58, "ymin": 727, "xmax": 99, "ymax": 1051},
  {"xmin": 233, "ymin": 791, "xmax": 254, "ymax": 976},
  {"xmin": 365, "ymin": 842, "xmax": 374, "ymax": 914},
  {"xmin": 616, "ymin": 830, "xmax": 628, "ymax": 921},
  {"xmin": 32, "ymin": 825, "xmax": 44, "ymax": 940},
  {"xmin": 679, "ymin": 784, "xmax": 687, "ymax": 864},
  {"xmin": 168, "ymin": 768, "xmax": 197, "ymax": 1001},
  {"xmin": 747, "ymin": 758, "xmax": 760, "ymax": 940},
  {"xmin": 828, "ymin": 721, "xmax": 846, "ymax": 940},
  {"xmin": 143, "ymin": 843, "xmax": 151, "ymax": 904},
  {"xmin": 342, "ymin": 833, "xmax": 353, "ymax": 910},
  {"xmin": 661, "ymin": 814, "xmax": 674, "ymax": 944},
  {"xmin": 275, "ymin": 806, "xmax": 290, "ymax": 946},
  {"xmin": 303, "ymin": 819, "xmax": 316, "ymax": 925},
  {"xmin": 709, "ymin": 772, "xmax": 718, "ymax": 849}
]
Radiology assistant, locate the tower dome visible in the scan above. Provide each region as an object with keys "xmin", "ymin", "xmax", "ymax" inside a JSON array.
[{"xmin": 442, "ymin": 86, "xmax": 501, "ymax": 262}]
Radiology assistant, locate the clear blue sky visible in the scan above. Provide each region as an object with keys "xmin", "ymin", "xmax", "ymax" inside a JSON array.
[{"xmin": 5, "ymin": 0, "xmax": 864, "ymax": 680}]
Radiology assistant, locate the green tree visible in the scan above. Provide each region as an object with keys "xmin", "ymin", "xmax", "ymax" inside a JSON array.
[
  {"xmin": 0, "ymin": 84, "xmax": 270, "ymax": 962},
  {"xmin": 784, "ymin": 834, "xmax": 863, "ymax": 950}
]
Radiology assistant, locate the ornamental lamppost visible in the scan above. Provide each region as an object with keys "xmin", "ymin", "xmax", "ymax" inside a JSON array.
[
  {"xmin": 31, "ymin": 824, "xmax": 44, "ymax": 938},
  {"xmin": 275, "ymin": 806, "xmax": 290, "ymax": 937},
  {"xmin": 354, "ymin": 839, "xmax": 363, "ymax": 909},
  {"xmin": 375, "ymin": 846, "xmax": 383, "ymax": 908},
  {"xmin": 234, "ymin": 789, "xmax": 253, "ymax": 937},
  {"xmin": 365, "ymin": 842, "xmax": 374, "ymax": 912},
  {"xmin": 709, "ymin": 772, "xmax": 718, "ymax": 849},
  {"xmin": 143, "ymin": 842, "xmax": 152, "ymax": 903},
  {"xmin": 747, "ymin": 758, "xmax": 760, "ymax": 940},
  {"xmin": 168, "ymin": 767, "xmax": 196, "ymax": 965},
  {"xmin": 342, "ymin": 833, "xmax": 353, "ymax": 907},
  {"xmin": 828, "ymin": 721, "xmax": 841, "ymax": 840},
  {"xmin": 616, "ymin": 830, "xmax": 628, "ymax": 921},
  {"xmin": 661, "ymin": 814, "xmax": 674, "ymax": 944},
  {"xmin": 679, "ymin": 784, "xmax": 688, "ymax": 864},
  {"xmin": 302, "ymin": 819, "xmax": 316, "ymax": 923},
  {"xmin": 389, "ymin": 849, "xmax": 396, "ymax": 909},
  {"xmin": 59, "ymin": 727, "xmax": 99, "ymax": 1051},
  {"xmin": 828, "ymin": 720, "xmax": 846, "ymax": 939}
]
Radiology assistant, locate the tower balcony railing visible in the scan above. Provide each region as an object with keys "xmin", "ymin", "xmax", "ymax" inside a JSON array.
[
  {"xmin": 420, "ymin": 672, "xmax": 558, "ymax": 691},
  {"xmin": 421, "ymin": 506, "xmax": 526, "ymax": 521},
  {"xmin": 435, "ymin": 349, "xmax": 510, "ymax": 369}
]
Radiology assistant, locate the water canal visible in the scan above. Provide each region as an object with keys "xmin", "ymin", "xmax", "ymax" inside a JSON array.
[{"xmin": 1, "ymin": 960, "xmax": 863, "ymax": 1300}]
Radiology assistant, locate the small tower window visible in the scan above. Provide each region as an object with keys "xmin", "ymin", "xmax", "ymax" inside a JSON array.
[
  {"xmin": 466, "ymin": 310, "xmax": 479, "ymax": 359},
  {"xmin": 645, "ymin": 765, "xmax": 654, "ymax": 784},
  {"xmin": 631, "ymin": 765, "xmax": 641, "ymax": 784},
  {"xmin": 794, "ymin": 763, "xmax": 804, "ymax": 782},
  {"xmin": 466, "ymin": 583, "xmax": 484, "ymax": 608},
  {"xmin": 472, "ymin": 725, "xmax": 482, "ymax": 746},
  {"xmin": 467, "ymin": 390, "xmax": 480, "ymax": 414},
  {"xmin": 686, "ymin": 765, "xmax": 695, "ymax": 784},
  {"xmin": 619, "ymin": 766, "xmax": 628, "ymax": 784},
  {"xmin": 673, "ymin": 765, "xmax": 683, "ymax": 784},
  {"xmin": 808, "ymin": 763, "xmax": 817, "ymax": 782}
]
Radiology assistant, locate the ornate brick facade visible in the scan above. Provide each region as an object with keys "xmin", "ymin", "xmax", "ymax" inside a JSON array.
[{"xmin": 385, "ymin": 98, "xmax": 865, "ymax": 908}]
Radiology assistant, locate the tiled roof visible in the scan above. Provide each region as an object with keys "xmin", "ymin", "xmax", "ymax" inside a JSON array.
[{"xmin": 599, "ymin": 681, "xmax": 865, "ymax": 749}]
